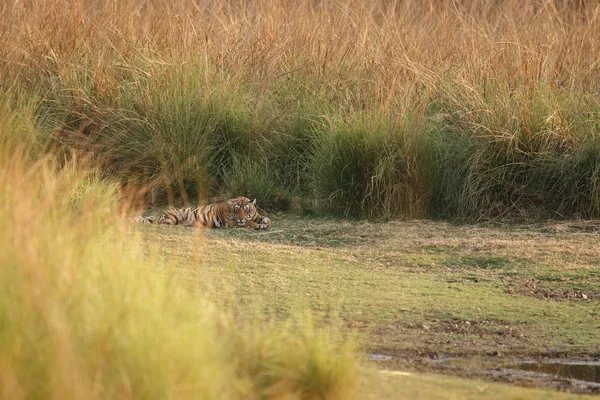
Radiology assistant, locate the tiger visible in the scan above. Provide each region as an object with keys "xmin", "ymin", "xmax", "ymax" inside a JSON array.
[{"xmin": 130, "ymin": 197, "xmax": 271, "ymax": 230}]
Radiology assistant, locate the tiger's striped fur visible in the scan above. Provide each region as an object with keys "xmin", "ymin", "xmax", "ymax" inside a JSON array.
[{"xmin": 131, "ymin": 197, "xmax": 271, "ymax": 230}]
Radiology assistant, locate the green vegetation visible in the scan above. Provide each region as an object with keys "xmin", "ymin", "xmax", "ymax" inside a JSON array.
[{"xmin": 3, "ymin": 0, "xmax": 600, "ymax": 219}]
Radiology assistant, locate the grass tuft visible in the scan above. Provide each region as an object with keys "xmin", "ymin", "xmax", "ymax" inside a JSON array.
[
  {"xmin": 222, "ymin": 156, "xmax": 292, "ymax": 211},
  {"xmin": 310, "ymin": 113, "xmax": 421, "ymax": 219}
]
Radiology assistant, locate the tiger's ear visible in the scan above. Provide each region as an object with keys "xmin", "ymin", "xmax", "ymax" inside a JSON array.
[
  {"xmin": 227, "ymin": 199, "xmax": 234, "ymax": 206},
  {"xmin": 250, "ymin": 198, "xmax": 256, "ymax": 205}
]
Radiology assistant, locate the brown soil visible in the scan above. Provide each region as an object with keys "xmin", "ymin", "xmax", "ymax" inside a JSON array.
[{"xmin": 502, "ymin": 277, "xmax": 599, "ymax": 301}]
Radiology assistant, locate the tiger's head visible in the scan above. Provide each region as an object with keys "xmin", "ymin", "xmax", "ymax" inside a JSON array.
[{"xmin": 227, "ymin": 197, "xmax": 257, "ymax": 226}]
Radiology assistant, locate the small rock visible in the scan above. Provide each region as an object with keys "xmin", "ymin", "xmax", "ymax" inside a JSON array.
[{"xmin": 582, "ymin": 293, "xmax": 588, "ymax": 299}]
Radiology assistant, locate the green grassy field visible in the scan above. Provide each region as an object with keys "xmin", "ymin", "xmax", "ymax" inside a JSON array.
[
  {"xmin": 133, "ymin": 215, "xmax": 600, "ymax": 396},
  {"xmin": 361, "ymin": 370, "xmax": 595, "ymax": 400}
]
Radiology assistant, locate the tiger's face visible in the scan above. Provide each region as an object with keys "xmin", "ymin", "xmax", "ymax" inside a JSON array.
[{"xmin": 227, "ymin": 197, "xmax": 257, "ymax": 226}]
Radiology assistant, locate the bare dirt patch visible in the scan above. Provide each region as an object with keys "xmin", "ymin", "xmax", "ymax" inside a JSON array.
[{"xmin": 502, "ymin": 277, "xmax": 599, "ymax": 301}]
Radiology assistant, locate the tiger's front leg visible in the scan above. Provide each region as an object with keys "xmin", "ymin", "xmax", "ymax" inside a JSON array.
[
  {"xmin": 246, "ymin": 216, "xmax": 271, "ymax": 230},
  {"xmin": 190, "ymin": 218, "xmax": 236, "ymax": 228}
]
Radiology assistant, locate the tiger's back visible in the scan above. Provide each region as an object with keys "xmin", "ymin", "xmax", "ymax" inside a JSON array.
[{"xmin": 131, "ymin": 197, "xmax": 271, "ymax": 230}]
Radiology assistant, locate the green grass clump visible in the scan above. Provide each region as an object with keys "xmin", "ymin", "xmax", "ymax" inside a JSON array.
[
  {"xmin": 421, "ymin": 84, "xmax": 600, "ymax": 220},
  {"xmin": 0, "ymin": 94, "xmax": 51, "ymax": 160},
  {"xmin": 530, "ymin": 138, "xmax": 600, "ymax": 218},
  {"xmin": 309, "ymin": 113, "xmax": 420, "ymax": 219},
  {"xmin": 0, "ymin": 115, "xmax": 358, "ymax": 399},
  {"xmin": 222, "ymin": 156, "xmax": 292, "ymax": 211},
  {"xmin": 42, "ymin": 61, "xmax": 263, "ymax": 206}
]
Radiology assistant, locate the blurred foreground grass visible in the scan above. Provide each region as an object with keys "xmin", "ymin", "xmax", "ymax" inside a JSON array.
[{"xmin": 0, "ymin": 148, "xmax": 358, "ymax": 399}]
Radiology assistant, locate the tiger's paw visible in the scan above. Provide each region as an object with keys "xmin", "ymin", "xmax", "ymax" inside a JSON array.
[{"xmin": 259, "ymin": 217, "xmax": 271, "ymax": 229}]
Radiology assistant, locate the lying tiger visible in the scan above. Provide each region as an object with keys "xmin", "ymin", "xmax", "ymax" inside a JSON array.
[{"xmin": 131, "ymin": 197, "xmax": 271, "ymax": 230}]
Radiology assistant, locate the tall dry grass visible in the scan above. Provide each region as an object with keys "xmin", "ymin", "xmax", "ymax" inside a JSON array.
[{"xmin": 2, "ymin": 0, "xmax": 600, "ymax": 218}]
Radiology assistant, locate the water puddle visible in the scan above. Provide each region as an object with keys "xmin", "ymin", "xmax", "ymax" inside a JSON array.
[
  {"xmin": 367, "ymin": 353, "xmax": 600, "ymax": 393},
  {"xmin": 514, "ymin": 360, "xmax": 600, "ymax": 384}
]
